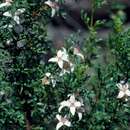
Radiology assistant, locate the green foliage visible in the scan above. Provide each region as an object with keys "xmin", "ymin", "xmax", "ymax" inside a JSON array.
[{"xmin": 0, "ymin": 0, "xmax": 130, "ymax": 130}]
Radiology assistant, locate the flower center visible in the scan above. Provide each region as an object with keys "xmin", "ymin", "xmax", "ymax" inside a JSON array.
[
  {"xmin": 70, "ymin": 102, "xmax": 75, "ymax": 107},
  {"xmin": 61, "ymin": 118, "xmax": 67, "ymax": 124},
  {"xmin": 63, "ymin": 61, "xmax": 70, "ymax": 70}
]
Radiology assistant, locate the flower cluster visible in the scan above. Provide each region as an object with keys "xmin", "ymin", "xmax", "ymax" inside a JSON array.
[
  {"xmin": 56, "ymin": 94, "xmax": 84, "ymax": 130},
  {"xmin": 48, "ymin": 47, "xmax": 84, "ymax": 76},
  {"xmin": 42, "ymin": 47, "xmax": 85, "ymax": 129}
]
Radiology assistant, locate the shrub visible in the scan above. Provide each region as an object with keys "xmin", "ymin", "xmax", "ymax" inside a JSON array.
[{"xmin": 0, "ymin": 0, "xmax": 130, "ymax": 130}]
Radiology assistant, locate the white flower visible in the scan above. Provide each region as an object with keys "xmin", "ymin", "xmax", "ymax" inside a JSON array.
[
  {"xmin": 3, "ymin": 11, "xmax": 12, "ymax": 17},
  {"xmin": 49, "ymin": 48, "xmax": 69, "ymax": 69},
  {"xmin": 59, "ymin": 94, "xmax": 83, "ymax": 116},
  {"xmin": 0, "ymin": 3, "xmax": 11, "ymax": 8},
  {"xmin": 73, "ymin": 47, "xmax": 84, "ymax": 60},
  {"xmin": 41, "ymin": 72, "xmax": 56, "ymax": 87},
  {"xmin": 0, "ymin": 0, "xmax": 12, "ymax": 8},
  {"xmin": 44, "ymin": 0, "xmax": 59, "ymax": 17},
  {"xmin": 60, "ymin": 62, "xmax": 74, "ymax": 76},
  {"xmin": 56, "ymin": 114, "xmax": 71, "ymax": 130},
  {"xmin": 3, "ymin": 8, "xmax": 25, "ymax": 24},
  {"xmin": 117, "ymin": 82, "xmax": 130, "ymax": 101}
]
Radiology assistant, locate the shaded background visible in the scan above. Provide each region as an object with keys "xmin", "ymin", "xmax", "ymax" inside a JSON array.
[{"xmin": 47, "ymin": 0, "xmax": 130, "ymax": 47}]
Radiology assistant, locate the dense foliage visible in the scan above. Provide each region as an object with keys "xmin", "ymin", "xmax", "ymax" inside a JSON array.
[{"xmin": 0, "ymin": 0, "xmax": 130, "ymax": 130}]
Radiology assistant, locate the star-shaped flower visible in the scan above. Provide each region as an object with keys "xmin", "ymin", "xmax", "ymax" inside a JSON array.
[
  {"xmin": 60, "ymin": 61, "xmax": 74, "ymax": 76},
  {"xmin": 117, "ymin": 82, "xmax": 130, "ymax": 101},
  {"xmin": 56, "ymin": 114, "xmax": 71, "ymax": 130},
  {"xmin": 59, "ymin": 94, "xmax": 83, "ymax": 116},
  {"xmin": 48, "ymin": 48, "xmax": 69, "ymax": 69},
  {"xmin": 44, "ymin": 0, "xmax": 59, "ymax": 17},
  {"xmin": 0, "ymin": 0, "xmax": 12, "ymax": 8},
  {"xmin": 3, "ymin": 8, "xmax": 25, "ymax": 24}
]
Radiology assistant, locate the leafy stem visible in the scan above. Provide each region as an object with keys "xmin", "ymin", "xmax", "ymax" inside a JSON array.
[{"xmin": 90, "ymin": 0, "xmax": 95, "ymax": 27}]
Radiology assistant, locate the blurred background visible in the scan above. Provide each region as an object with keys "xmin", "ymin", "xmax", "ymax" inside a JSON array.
[{"xmin": 47, "ymin": 0, "xmax": 130, "ymax": 47}]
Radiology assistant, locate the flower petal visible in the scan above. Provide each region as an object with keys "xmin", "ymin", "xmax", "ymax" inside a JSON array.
[
  {"xmin": 0, "ymin": 2, "xmax": 11, "ymax": 8},
  {"xmin": 64, "ymin": 120, "xmax": 71, "ymax": 127},
  {"xmin": 45, "ymin": 0, "xmax": 53, "ymax": 7},
  {"xmin": 58, "ymin": 101, "xmax": 70, "ymax": 112},
  {"xmin": 57, "ymin": 50, "xmax": 63, "ymax": 57},
  {"xmin": 69, "ymin": 95, "xmax": 75, "ymax": 102},
  {"xmin": 56, "ymin": 122, "xmax": 63, "ymax": 130},
  {"xmin": 51, "ymin": 8, "xmax": 56, "ymax": 17},
  {"xmin": 74, "ymin": 48, "xmax": 84, "ymax": 60},
  {"xmin": 70, "ymin": 106, "xmax": 76, "ymax": 116},
  {"xmin": 116, "ymin": 83, "xmax": 122, "ymax": 89},
  {"xmin": 76, "ymin": 53, "xmax": 84, "ymax": 60},
  {"xmin": 3, "ymin": 11, "xmax": 12, "ymax": 17},
  {"xmin": 58, "ymin": 105, "xmax": 65, "ymax": 113},
  {"xmin": 45, "ymin": 72, "xmax": 51, "ymax": 77},
  {"xmin": 117, "ymin": 91, "xmax": 125, "ymax": 99},
  {"xmin": 60, "ymin": 101, "xmax": 69, "ymax": 106},
  {"xmin": 78, "ymin": 112, "xmax": 82, "ymax": 121},
  {"xmin": 125, "ymin": 90, "xmax": 130, "ymax": 96},
  {"xmin": 48, "ymin": 57, "xmax": 58, "ymax": 63},
  {"xmin": 125, "ymin": 83, "xmax": 129, "ymax": 89},
  {"xmin": 58, "ymin": 60, "xmax": 63, "ymax": 69},
  {"xmin": 61, "ymin": 48, "xmax": 69, "ymax": 62},
  {"xmin": 70, "ymin": 63, "xmax": 74, "ymax": 72},
  {"xmin": 62, "ymin": 55, "xmax": 69, "ymax": 62},
  {"xmin": 56, "ymin": 114, "xmax": 61, "ymax": 121},
  {"xmin": 75, "ymin": 101, "xmax": 82, "ymax": 107}
]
